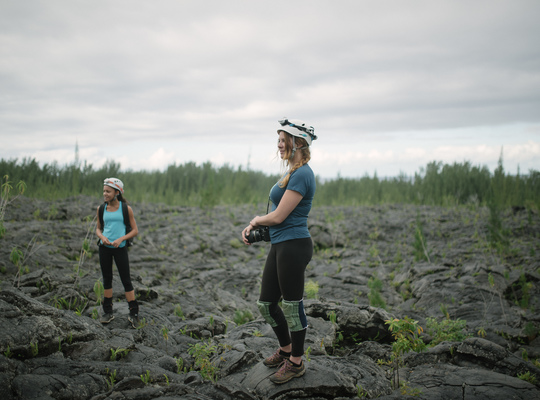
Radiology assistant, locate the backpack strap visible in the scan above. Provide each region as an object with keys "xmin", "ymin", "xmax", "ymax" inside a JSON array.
[
  {"xmin": 121, "ymin": 201, "xmax": 133, "ymax": 247},
  {"xmin": 98, "ymin": 203, "xmax": 106, "ymax": 230}
]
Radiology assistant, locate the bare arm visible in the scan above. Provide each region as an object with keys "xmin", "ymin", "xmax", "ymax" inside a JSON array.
[{"xmin": 242, "ymin": 189, "xmax": 303, "ymax": 244}]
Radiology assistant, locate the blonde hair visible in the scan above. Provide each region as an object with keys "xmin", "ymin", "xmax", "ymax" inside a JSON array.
[{"xmin": 279, "ymin": 133, "xmax": 311, "ymax": 188}]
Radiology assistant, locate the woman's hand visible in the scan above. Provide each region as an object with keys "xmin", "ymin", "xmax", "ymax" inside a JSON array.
[
  {"xmin": 111, "ymin": 238, "xmax": 123, "ymax": 248},
  {"xmin": 101, "ymin": 237, "xmax": 113, "ymax": 246},
  {"xmin": 242, "ymin": 224, "xmax": 253, "ymax": 245},
  {"xmin": 242, "ymin": 216, "xmax": 262, "ymax": 245}
]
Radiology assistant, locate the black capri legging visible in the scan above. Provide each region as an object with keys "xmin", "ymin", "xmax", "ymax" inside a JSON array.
[
  {"xmin": 98, "ymin": 245, "xmax": 134, "ymax": 292},
  {"xmin": 259, "ymin": 237, "xmax": 313, "ymax": 302}
]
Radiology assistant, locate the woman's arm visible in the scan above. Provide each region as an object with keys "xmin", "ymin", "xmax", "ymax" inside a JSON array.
[
  {"xmin": 251, "ymin": 189, "xmax": 303, "ymax": 227},
  {"xmin": 242, "ymin": 189, "xmax": 303, "ymax": 244}
]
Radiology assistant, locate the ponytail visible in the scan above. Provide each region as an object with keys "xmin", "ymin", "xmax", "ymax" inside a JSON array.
[
  {"xmin": 117, "ymin": 193, "xmax": 130, "ymax": 205},
  {"xmin": 279, "ymin": 138, "xmax": 311, "ymax": 188}
]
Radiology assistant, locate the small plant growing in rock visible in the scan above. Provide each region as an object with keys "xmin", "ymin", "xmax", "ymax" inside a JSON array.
[
  {"xmin": 135, "ymin": 317, "xmax": 147, "ymax": 329},
  {"xmin": 327, "ymin": 310, "xmax": 337, "ymax": 324},
  {"xmin": 74, "ymin": 301, "xmax": 87, "ymax": 316},
  {"xmin": 140, "ymin": 370, "xmax": 152, "ymax": 385},
  {"xmin": 385, "ymin": 317, "xmax": 426, "ymax": 389},
  {"xmin": 208, "ymin": 316, "xmax": 215, "ymax": 335},
  {"xmin": 0, "ymin": 175, "xmax": 26, "ymax": 239},
  {"xmin": 93, "ymin": 280, "xmax": 104, "ymax": 305},
  {"xmin": 188, "ymin": 340, "xmax": 219, "ymax": 382},
  {"xmin": 109, "ymin": 347, "xmax": 130, "ymax": 361},
  {"xmin": 175, "ymin": 357, "xmax": 186, "ymax": 374},
  {"xmin": 4, "ymin": 345, "xmax": 12, "ymax": 358},
  {"xmin": 413, "ymin": 217, "xmax": 430, "ymax": 262},
  {"xmin": 512, "ymin": 273, "xmax": 533, "ymax": 310},
  {"xmin": 477, "ymin": 326, "xmax": 487, "ymax": 338},
  {"xmin": 233, "ymin": 309, "xmax": 253, "ymax": 326},
  {"xmin": 439, "ymin": 303, "xmax": 450, "ymax": 319},
  {"xmin": 30, "ymin": 342, "xmax": 39, "ymax": 357},
  {"xmin": 524, "ymin": 322, "xmax": 538, "ymax": 342},
  {"xmin": 305, "ymin": 279, "xmax": 320, "ymax": 299},
  {"xmin": 105, "ymin": 368, "xmax": 117, "ymax": 390},
  {"xmin": 74, "ymin": 216, "xmax": 97, "ymax": 288},
  {"xmin": 304, "ymin": 346, "xmax": 312, "ymax": 362},
  {"xmin": 356, "ymin": 384, "xmax": 368, "ymax": 398},
  {"xmin": 425, "ymin": 317, "xmax": 470, "ymax": 346},
  {"xmin": 368, "ymin": 273, "xmax": 387, "ymax": 309},
  {"xmin": 174, "ymin": 304, "xmax": 185, "ymax": 319},
  {"xmin": 10, "ymin": 247, "xmax": 24, "ymax": 288},
  {"xmin": 517, "ymin": 371, "xmax": 537, "ymax": 385},
  {"xmin": 399, "ymin": 381, "xmax": 422, "ymax": 396},
  {"xmin": 161, "ymin": 326, "xmax": 170, "ymax": 349}
]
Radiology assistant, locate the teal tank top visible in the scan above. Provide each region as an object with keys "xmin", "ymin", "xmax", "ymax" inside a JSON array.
[{"xmin": 101, "ymin": 201, "xmax": 127, "ymax": 248}]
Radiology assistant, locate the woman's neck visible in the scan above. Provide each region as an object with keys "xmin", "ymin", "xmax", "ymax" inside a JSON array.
[{"xmin": 107, "ymin": 198, "xmax": 120, "ymax": 206}]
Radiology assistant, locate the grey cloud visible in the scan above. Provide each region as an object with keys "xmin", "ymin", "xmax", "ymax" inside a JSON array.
[{"xmin": 1, "ymin": 0, "xmax": 539, "ymax": 176}]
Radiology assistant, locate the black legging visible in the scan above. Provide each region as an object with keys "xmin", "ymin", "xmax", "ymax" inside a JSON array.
[
  {"xmin": 99, "ymin": 245, "xmax": 134, "ymax": 292},
  {"xmin": 259, "ymin": 237, "xmax": 313, "ymax": 357}
]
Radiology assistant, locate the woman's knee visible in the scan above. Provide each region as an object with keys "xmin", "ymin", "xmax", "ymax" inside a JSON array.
[{"xmin": 282, "ymin": 299, "xmax": 308, "ymax": 332}]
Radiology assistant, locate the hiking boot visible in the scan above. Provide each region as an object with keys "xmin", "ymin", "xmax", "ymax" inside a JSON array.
[
  {"xmin": 128, "ymin": 313, "xmax": 140, "ymax": 328},
  {"xmin": 270, "ymin": 359, "xmax": 306, "ymax": 384},
  {"xmin": 263, "ymin": 349, "xmax": 290, "ymax": 368},
  {"xmin": 128, "ymin": 300, "xmax": 140, "ymax": 328},
  {"xmin": 100, "ymin": 312, "xmax": 115, "ymax": 324}
]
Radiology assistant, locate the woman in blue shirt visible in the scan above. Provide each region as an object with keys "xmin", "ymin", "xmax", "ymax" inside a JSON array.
[
  {"xmin": 242, "ymin": 118, "xmax": 317, "ymax": 384},
  {"xmin": 96, "ymin": 177, "xmax": 139, "ymax": 328}
]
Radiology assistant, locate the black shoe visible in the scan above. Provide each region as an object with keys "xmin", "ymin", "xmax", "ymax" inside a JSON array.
[
  {"xmin": 100, "ymin": 312, "xmax": 114, "ymax": 324},
  {"xmin": 128, "ymin": 300, "xmax": 139, "ymax": 328},
  {"xmin": 128, "ymin": 313, "xmax": 140, "ymax": 328}
]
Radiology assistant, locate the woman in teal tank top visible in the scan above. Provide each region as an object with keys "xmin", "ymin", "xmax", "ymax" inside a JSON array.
[{"xmin": 95, "ymin": 177, "xmax": 140, "ymax": 328}]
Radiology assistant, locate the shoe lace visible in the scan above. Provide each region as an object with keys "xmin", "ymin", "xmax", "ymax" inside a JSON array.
[{"xmin": 276, "ymin": 360, "xmax": 293, "ymax": 376}]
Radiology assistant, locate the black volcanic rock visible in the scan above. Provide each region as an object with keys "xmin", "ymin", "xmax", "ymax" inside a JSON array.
[{"xmin": 0, "ymin": 195, "xmax": 539, "ymax": 399}]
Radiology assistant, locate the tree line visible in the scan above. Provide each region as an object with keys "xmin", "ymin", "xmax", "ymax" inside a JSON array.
[{"xmin": 1, "ymin": 157, "xmax": 538, "ymax": 209}]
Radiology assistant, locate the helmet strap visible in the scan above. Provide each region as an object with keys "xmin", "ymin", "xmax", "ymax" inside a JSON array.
[{"xmin": 290, "ymin": 136, "xmax": 306, "ymax": 160}]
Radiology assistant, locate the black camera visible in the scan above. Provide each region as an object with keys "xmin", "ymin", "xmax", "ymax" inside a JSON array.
[{"xmin": 246, "ymin": 226, "xmax": 271, "ymax": 243}]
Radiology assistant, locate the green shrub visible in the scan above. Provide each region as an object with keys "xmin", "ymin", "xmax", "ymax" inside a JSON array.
[
  {"xmin": 426, "ymin": 317, "xmax": 470, "ymax": 345},
  {"xmin": 368, "ymin": 273, "xmax": 387, "ymax": 309},
  {"xmin": 305, "ymin": 280, "xmax": 320, "ymax": 299},
  {"xmin": 233, "ymin": 309, "xmax": 253, "ymax": 326}
]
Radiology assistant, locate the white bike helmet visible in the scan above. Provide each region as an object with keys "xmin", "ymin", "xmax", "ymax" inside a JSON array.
[
  {"xmin": 277, "ymin": 117, "xmax": 317, "ymax": 146},
  {"xmin": 103, "ymin": 177, "xmax": 124, "ymax": 194}
]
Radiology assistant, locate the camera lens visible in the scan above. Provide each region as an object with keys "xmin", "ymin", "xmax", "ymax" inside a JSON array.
[{"xmin": 246, "ymin": 229, "xmax": 260, "ymax": 244}]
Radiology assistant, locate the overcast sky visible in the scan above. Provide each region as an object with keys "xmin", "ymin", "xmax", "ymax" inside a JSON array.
[{"xmin": 1, "ymin": 0, "xmax": 539, "ymax": 179}]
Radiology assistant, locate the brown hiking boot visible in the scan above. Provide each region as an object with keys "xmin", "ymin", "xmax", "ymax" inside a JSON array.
[
  {"xmin": 270, "ymin": 359, "xmax": 306, "ymax": 384},
  {"xmin": 263, "ymin": 349, "xmax": 290, "ymax": 367}
]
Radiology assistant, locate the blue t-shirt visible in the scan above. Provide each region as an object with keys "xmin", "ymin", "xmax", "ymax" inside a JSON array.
[
  {"xmin": 101, "ymin": 202, "xmax": 127, "ymax": 248},
  {"xmin": 269, "ymin": 164, "xmax": 316, "ymax": 244}
]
